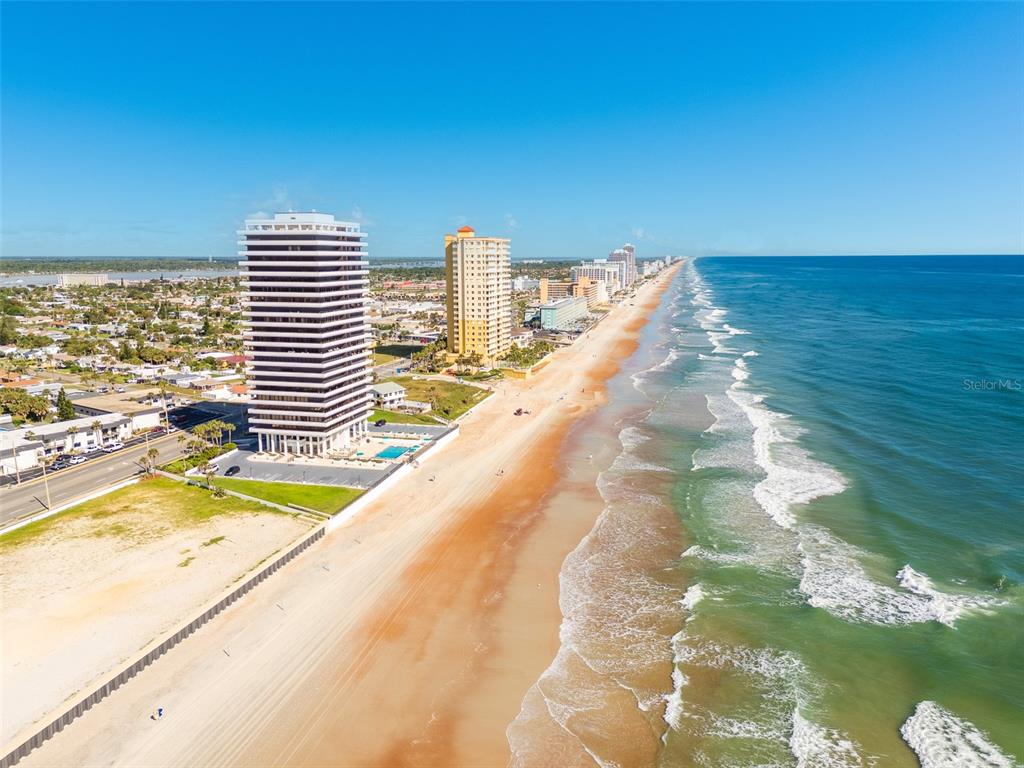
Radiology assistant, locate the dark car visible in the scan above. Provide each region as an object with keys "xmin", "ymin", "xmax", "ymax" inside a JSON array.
[
  {"xmin": 374, "ymin": 419, "xmax": 387, "ymax": 427},
  {"xmin": 50, "ymin": 459, "xmax": 71, "ymax": 471},
  {"xmin": 224, "ymin": 465, "xmax": 241, "ymax": 477}
]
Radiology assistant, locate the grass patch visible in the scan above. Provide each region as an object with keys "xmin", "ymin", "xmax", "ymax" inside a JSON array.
[
  {"xmin": 372, "ymin": 343, "xmax": 423, "ymax": 365},
  {"xmin": 385, "ymin": 376, "xmax": 491, "ymax": 420},
  {"xmin": 178, "ymin": 556, "xmax": 195, "ymax": 568},
  {"xmin": 201, "ymin": 535, "xmax": 226, "ymax": 547},
  {"xmin": 369, "ymin": 408, "xmax": 441, "ymax": 426},
  {"xmin": 211, "ymin": 477, "xmax": 363, "ymax": 516},
  {"xmin": 0, "ymin": 476, "xmax": 285, "ymax": 551},
  {"xmin": 162, "ymin": 442, "xmax": 236, "ymax": 474}
]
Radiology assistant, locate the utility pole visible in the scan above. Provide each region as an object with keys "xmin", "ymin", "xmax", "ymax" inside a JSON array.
[{"xmin": 40, "ymin": 460, "xmax": 51, "ymax": 509}]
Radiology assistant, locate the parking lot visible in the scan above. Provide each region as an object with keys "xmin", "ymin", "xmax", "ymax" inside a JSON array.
[
  {"xmin": 209, "ymin": 422, "xmax": 453, "ymax": 490},
  {"xmin": 209, "ymin": 450, "xmax": 388, "ymax": 489}
]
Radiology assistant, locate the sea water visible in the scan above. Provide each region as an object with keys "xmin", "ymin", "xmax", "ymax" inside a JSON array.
[{"xmin": 510, "ymin": 256, "xmax": 1023, "ymax": 767}]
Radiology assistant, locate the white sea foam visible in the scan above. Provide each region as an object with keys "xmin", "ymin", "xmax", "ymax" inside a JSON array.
[
  {"xmin": 896, "ymin": 565, "xmax": 1001, "ymax": 627},
  {"xmin": 662, "ymin": 631, "xmax": 689, "ymax": 733},
  {"xmin": 743, "ymin": 350, "xmax": 759, "ymax": 357},
  {"xmin": 900, "ymin": 701, "xmax": 1017, "ymax": 768},
  {"xmin": 790, "ymin": 709, "xmax": 866, "ymax": 768},
  {"xmin": 681, "ymin": 583, "xmax": 705, "ymax": 611},
  {"xmin": 798, "ymin": 527, "xmax": 1001, "ymax": 627},
  {"xmin": 681, "ymin": 544, "xmax": 754, "ymax": 567},
  {"xmin": 654, "ymin": 347, "xmax": 681, "ymax": 370},
  {"xmin": 732, "ymin": 358, "xmax": 751, "ymax": 381},
  {"xmin": 727, "ymin": 387, "xmax": 847, "ymax": 529},
  {"xmin": 723, "ymin": 322, "xmax": 750, "ymax": 335}
]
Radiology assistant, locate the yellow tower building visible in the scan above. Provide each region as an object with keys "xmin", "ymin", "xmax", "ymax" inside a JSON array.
[{"xmin": 445, "ymin": 226, "xmax": 512, "ymax": 364}]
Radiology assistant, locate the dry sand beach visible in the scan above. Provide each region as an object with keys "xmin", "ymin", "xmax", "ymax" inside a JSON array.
[
  {"xmin": 0, "ymin": 479, "xmax": 312, "ymax": 747},
  {"xmin": 13, "ymin": 264, "xmax": 680, "ymax": 768}
]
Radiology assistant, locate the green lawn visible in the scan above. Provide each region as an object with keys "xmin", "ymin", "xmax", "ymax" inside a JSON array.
[
  {"xmin": 376, "ymin": 343, "xmax": 423, "ymax": 358},
  {"xmin": 0, "ymin": 476, "xmax": 282, "ymax": 551},
  {"xmin": 369, "ymin": 408, "xmax": 441, "ymax": 426},
  {"xmin": 211, "ymin": 477, "xmax": 363, "ymax": 515},
  {"xmin": 385, "ymin": 376, "xmax": 491, "ymax": 420}
]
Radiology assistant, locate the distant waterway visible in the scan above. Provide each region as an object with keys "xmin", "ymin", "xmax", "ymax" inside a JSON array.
[{"xmin": 0, "ymin": 269, "xmax": 240, "ymax": 287}]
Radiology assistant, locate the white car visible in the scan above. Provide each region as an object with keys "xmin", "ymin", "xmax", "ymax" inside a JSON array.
[
  {"xmin": 68, "ymin": 455, "xmax": 88, "ymax": 465},
  {"xmin": 102, "ymin": 442, "xmax": 125, "ymax": 453}
]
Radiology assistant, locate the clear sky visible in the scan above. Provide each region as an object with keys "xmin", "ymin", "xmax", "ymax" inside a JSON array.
[{"xmin": 2, "ymin": 1, "xmax": 1022, "ymax": 260}]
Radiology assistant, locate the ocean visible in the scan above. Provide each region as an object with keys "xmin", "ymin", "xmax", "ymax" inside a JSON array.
[{"xmin": 510, "ymin": 256, "xmax": 1023, "ymax": 767}]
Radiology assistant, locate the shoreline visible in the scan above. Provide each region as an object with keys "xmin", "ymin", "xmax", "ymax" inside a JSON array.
[{"xmin": 15, "ymin": 264, "xmax": 680, "ymax": 768}]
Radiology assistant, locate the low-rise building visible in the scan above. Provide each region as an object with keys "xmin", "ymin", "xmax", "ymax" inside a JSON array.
[
  {"xmin": 370, "ymin": 382, "xmax": 407, "ymax": 410},
  {"xmin": 510, "ymin": 328, "xmax": 535, "ymax": 349},
  {"xmin": 0, "ymin": 433, "xmax": 43, "ymax": 478},
  {"xmin": 512, "ymin": 276, "xmax": 540, "ymax": 292},
  {"xmin": 539, "ymin": 296, "xmax": 590, "ymax": 331},
  {"xmin": 71, "ymin": 392, "xmax": 163, "ymax": 433},
  {"xmin": 0, "ymin": 412, "xmax": 133, "ymax": 474}
]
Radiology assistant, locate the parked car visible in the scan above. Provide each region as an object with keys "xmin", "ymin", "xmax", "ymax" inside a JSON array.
[
  {"xmin": 115, "ymin": 386, "xmax": 127, "ymax": 393},
  {"xmin": 224, "ymin": 465, "xmax": 241, "ymax": 477},
  {"xmin": 50, "ymin": 459, "xmax": 71, "ymax": 471},
  {"xmin": 151, "ymin": 425, "xmax": 166, "ymax": 434},
  {"xmin": 102, "ymin": 442, "xmax": 125, "ymax": 453},
  {"xmin": 68, "ymin": 455, "xmax": 87, "ymax": 465},
  {"xmin": 374, "ymin": 419, "xmax": 387, "ymax": 427}
]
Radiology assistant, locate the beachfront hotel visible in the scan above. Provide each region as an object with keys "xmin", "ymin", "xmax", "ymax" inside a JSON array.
[
  {"xmin": 572, "ymin": 259, "xmax": 627, "ymax": 295},
  {"xmin": 444, "ymin": 226, "xmax": 512, "ymax": 364},
  {"xmin": 609, "ymin": 243, "xmax": 637, "ymax": 287},
  {"xmin": 240, "ymin": 212, "xmax": 372, "ymax": 456}
]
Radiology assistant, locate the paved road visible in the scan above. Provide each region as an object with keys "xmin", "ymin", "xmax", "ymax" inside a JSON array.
[
  {"xmin": 373, "ymin": 357, "xmax": 413, "ymax": 378},
  {"xmin": 0, "ymin": 402, "xmax": 249, "ymax": 527},
  {"xmin": 0, "ymin": 435, "xmax": 185, "ymax": 526}
]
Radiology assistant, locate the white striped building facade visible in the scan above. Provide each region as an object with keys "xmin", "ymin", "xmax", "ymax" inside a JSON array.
[{"xmin": 240, "ymin": 212, "xmax": 371, "ymax": 457}]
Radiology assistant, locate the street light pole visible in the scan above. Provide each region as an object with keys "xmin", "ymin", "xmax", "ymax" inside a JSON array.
[{"xmin": 40, "ymin": 459, "xmax": 51, "ymax": 509}]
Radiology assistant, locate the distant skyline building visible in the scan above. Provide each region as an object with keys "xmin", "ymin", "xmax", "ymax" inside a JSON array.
[
  {"xmin": 572, "ymin": 259, "xmax": 625, "ymax": 294},
  {"xmin": 444, "ymin": 226, "xmax": 512, "ymax": 364},
  {"xmin": 240, "ymin": 212, "xmax": 371, "ymax": 457},
  {"xmin": 608, "ymin": 243, "xmax": 637, "ymax": 287},
  {"xmin": 57, "ymin": 273, "xmax": 109, "ymax": 288}
]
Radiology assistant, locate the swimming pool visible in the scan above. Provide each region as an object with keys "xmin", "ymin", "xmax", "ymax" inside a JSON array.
[{"xmin": 376, "ymin": 445, "xmax": 413, "ymax": 459}]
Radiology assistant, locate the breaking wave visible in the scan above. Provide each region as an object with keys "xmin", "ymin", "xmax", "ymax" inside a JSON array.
[{"xmin": 900, "ymin": 701, "xmax": 1018, "ymax": 768}]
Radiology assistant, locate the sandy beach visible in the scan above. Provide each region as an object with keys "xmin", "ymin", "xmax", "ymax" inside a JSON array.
[{"xmin": 14, "ymin": 263, "xmax": 680, "ymax": 768}]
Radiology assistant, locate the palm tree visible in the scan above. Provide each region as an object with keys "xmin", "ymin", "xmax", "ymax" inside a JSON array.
[
  {"xmin": 223, "ymin": 422, "xmax": 235, "ymax": 445},
  {"xmin": 90, "ymin": 419, "xmax": 103, "ymax": 446},
  {"xmin": 145, "ymin": 447, "xmax": 159, "ymax": 475},
  {"xmin": 157, "ymin": 380, "xmax": 171, "ymax": 429},
  {"xmin": 66, "ymin": 425, "xmax": 79, "ymax": 453}
]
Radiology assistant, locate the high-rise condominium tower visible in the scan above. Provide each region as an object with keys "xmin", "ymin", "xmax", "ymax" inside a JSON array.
[
  {"xmin": 609, "ymin": 243, "xmax": 637, "ymax": 287},
  {"xmin": 445, "ymin": 226, "xmax": 512, "ymax": 364},
  {"xmin": 240, "ymin": 212, "xmax": 371, "ymax": 456}
]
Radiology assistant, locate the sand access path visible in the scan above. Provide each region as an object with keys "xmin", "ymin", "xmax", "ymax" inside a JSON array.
[{"xmin": 15, "ymin": 264, "xmax": 680, "ymax": 768}]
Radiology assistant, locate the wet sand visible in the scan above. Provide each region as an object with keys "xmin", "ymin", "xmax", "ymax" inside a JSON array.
[{"xmin": 13, "ymin": 264, "xmax": 679, "ymax": 768}]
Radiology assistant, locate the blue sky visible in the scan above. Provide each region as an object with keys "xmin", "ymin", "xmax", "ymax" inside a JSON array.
[{"xmin": 2, "ymin": 1, "xmax": 1022, "ymax": 260}]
